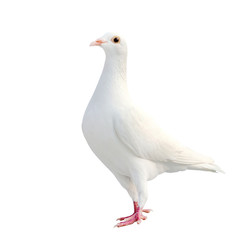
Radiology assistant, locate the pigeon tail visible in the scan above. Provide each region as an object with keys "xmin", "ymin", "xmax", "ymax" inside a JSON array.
[{"xmin": 188, "ymin": 163, "xmax": 224, "ymax": 173}]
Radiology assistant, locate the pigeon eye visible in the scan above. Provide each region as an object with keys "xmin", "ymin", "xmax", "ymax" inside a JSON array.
[{"xmin": 111, "ymin": 36, "xmax": 120, "ymax": 44}]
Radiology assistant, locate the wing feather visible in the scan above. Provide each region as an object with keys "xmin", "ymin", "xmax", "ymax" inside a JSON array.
[{"xmin": 114, "ymin": 107, "xmax": 213, "ymax": 165}]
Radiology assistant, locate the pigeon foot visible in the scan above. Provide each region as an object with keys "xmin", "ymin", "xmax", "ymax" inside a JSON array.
[{"xmin": 114, "ymin": 202, "xmax": 152, "ymax": 228}]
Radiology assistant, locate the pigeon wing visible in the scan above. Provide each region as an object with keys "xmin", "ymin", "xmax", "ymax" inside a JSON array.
[{"xmin": 114, "ymin": 107, "xmax": 213, "ymax": 165}]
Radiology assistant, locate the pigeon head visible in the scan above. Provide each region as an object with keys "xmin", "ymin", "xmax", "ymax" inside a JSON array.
[{"xmin": 90, "ymin": 32, "xmax": 127, "ymax": 57}]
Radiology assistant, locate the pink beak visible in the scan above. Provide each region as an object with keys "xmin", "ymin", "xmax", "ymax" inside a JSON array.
[{"xmin": 90, "ymin": 39, "xmax": 107, "ymax": 46}]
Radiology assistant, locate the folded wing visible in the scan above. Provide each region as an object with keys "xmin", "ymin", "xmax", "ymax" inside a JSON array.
[{"xmin": 114, "ymin": 107, "xmax": 214, "ymax": 166}]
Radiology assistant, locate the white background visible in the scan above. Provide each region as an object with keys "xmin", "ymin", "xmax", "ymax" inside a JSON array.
[{"xmin": 0, "ymin": 0, "xmax": 236, "ymax": 239}]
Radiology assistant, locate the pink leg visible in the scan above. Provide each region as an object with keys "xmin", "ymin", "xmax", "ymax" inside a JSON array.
[{"xmin": 115, "ymin": 201, "xmax": 152, "ymax": 228}]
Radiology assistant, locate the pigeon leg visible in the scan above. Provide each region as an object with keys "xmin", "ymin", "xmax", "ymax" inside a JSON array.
[
  {"xmin": 134, "ymin": 201, "xmax": 152, "ymax": 215},
  {"xmin": 116, "ymin": 201, "xmax": 137, "ymax": 221},
  {"xmin": 115, "ymin": 205, "xmax": 146, "ymax": 228},
  {"xmin": 115, "ymin": 202, "xmax": 151, "ymax": 227},
  {"xmin": 116, "ymin": 201, "xmax": 151, "ymax": 221}
]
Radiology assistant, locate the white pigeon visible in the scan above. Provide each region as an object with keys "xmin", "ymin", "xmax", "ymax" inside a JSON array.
[{"xmin": 82, "ymin": 32, "xmax": 223, "ymax": 227}]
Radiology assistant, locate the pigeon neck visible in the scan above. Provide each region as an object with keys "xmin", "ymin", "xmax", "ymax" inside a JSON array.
[
  {"xmin": 102, "ymin": 53, "xmax": 127, "ymax": 83},
  {"xmin": 94, "ymin": 52, "xmax": 129, "ymax": 103}
]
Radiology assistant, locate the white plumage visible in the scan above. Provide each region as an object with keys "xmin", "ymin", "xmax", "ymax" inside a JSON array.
[{"xmin": 82, "ymin": 32, "xmax": 223, "ymax": 227}]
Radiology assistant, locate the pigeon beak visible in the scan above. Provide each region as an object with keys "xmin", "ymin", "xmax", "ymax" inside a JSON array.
[{"xmin": 90, "ymin": 39, "xmax": 107, "ymax": 46}]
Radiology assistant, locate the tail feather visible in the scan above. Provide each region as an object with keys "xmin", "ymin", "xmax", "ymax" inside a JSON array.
[{"xmin": 188, "ymin": 163, "xmax": 224, "ymax": 173}]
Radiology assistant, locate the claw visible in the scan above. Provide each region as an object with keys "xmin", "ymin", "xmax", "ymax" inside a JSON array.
[
  {"xmin": 116, "ymin": 214, "xmax": 133, "ymax": 221},
  {"xmin": 142, "ymin": 209, "xmax": 153, "ymax": 213}
]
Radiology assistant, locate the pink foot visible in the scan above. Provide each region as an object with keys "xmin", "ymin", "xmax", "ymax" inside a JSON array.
[{"xmin": 114, "ymin": 202, "xmax": 152, "ymax": 228}]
